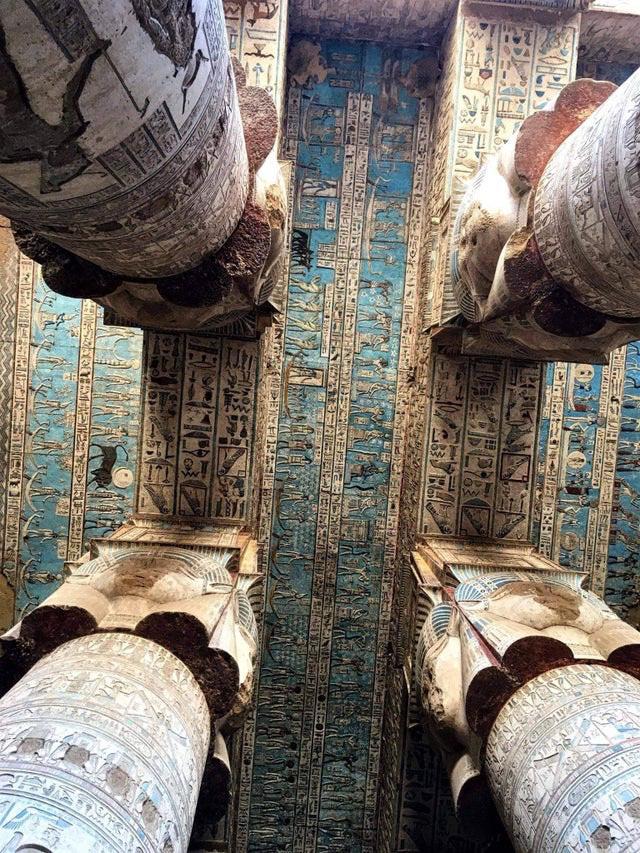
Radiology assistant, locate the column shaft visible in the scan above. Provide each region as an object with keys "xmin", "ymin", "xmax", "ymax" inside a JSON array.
[
  {"xmin": 534, "ymin": 68, "xmax": 640, "ymax": 317},
  {"xmin": 0, "ymin": 633, "xmax": 210, "ymax": 853},
  {"xmin": 0, "ymin": 0, "xmax": 248, "ymax": 278},
  {"xmin": 486, "ymin": 664, "xmax": 640, "ymax": 852}
]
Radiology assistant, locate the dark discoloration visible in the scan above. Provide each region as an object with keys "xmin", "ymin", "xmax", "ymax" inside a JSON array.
[
  {"xmin": 41, "ymin": 251, "xmax": 121, "ymax": 299},
  {"xmin": 11, "ymin": 223, "xmax": 59, "ymax": 264},
  {"xmin": 156, "ymin": 255, "xmax": 234, "ymax": 307},
  {"xmin": 237, "ymin": 84, "xmax": 278, "ymax": 171},
  {"xmin": 132, "ymin": 0, "xmax": 196, "ymax": 69},
  {"xmin": 136, "ymin": 611, "xmax": 240, "ymax": 719},
  {"xmin": 465, "ymin": 666, "xmax": 516, "ymax": 739},
  {"xmin": 156, "ymin": 201, "xmax": 272, "ymax": 307},
  {"xmin": 515, "ymin": 78, "xmax": 617, "ymax": 188},
  {"xmin": 0, "ymin": 22, "xmax": 108, "ymax": 193},
  {"xmin": 88, "ymin": 442, "xmax": 128, "ymax": 488},
  {"xmin": 502, "ymin": 635, "xmax": 572, "ymax": 680},
  {"xmin": 591, "ymin": 825, "xmax": 611, "ymax": 850},
  {"xmin": 533, "ymin": 285, "xmax": 607, "ymax": 337},
  {"xmin": 193, "ymin": 750, "xmax": 231, "ymax": 834},
  {"xmin": 216, "ymin": 201, "xmax": 271, "ymax": 281},
  {"xmin": 13, "ymin": 223, "xmax": 121, "ymax": 298}
]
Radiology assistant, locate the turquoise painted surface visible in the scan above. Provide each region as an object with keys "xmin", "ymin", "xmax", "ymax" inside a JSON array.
[
  {"xmin": 16, "ymin": 279, "xmax": 80, "ymax": 616},
  {"xmin": 13, "ymin": 269, "xmax": 141, "ymax": 619},
  {"xmin": 609, "ymin": 343, "xmax": 640, "ymax": 622},
  {"xmin": 247, "ymin": 39, "xmax": 428, "ymax": 852}
]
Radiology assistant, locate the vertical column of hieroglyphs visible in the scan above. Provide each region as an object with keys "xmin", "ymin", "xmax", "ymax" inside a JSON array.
[
  {"xmin": 245, "ymin": 42, "xmax": 432, "ymax": 852},
  {"xmin": 176, "ymin": 336, "xmax": 221, "ymax": 518},
  {"xmin": 293, "ymin": 87, "xmax": 372, "ymax": 852},
  {"xmin": 585, "ymin": 348, "xmax": 625, "ymax": 597},
  {"xmin": 493, "ymin": 361, "xmax": 544, "ymax": 538},
  {"xmin": 0, "ymin": 224, "xmax": 19, "ymax": 625},
  {"xmin": 538, "ymin": 361, "xmax": 569, "ymax": 559},
  {"xmin": 1, "ymin": 254, "xmax": 35, "ymax": 615},
  {"xmin": 136, "ymin": 333, "xmax": 185, "ymax": 517},
  {"xmin": 420, "ymin": 352, "xmax": 470, "ymax": 537},
  {"xmin": 84, "ymin": 324, "xmax": 142, "ymax": 542},
  {"xmin": 364, "ymin": 96, "xmax": 431, "ymax": 850},
  {"xmin": 67, "ymin": 301, "xmax": 98, "ymax": 560},
  {"xmin": 418, "ymin": 8, "xmax": 580, "ymax": 543},
  {"xmin": 211, "ymin": 339, "xmax": 258, "ymax": 522},
  {"xmin": 223, "ymin": 0, "xmax": 290, "ymax": 848}
]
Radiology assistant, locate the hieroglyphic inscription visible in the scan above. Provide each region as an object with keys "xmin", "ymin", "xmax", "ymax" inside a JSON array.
[
  {"xmin": 67, "ymin": 300, "xmax": 98, "ymax": 560},
  {"xmin": 0, "ymin": 633, "xmax": 209, "ymax": 853},
  {"xmin": 137, "ymin": 332, "xmax": 258, "ymax": 522},
  {"xmin": 428, "ymin": 12, "xmax": 579, "ymax": 324},
  {"xmin": 363, "ymin": 97, "xmax": 431, "ymax": 848},
  {"xmin": 0, "ymin": 0, "xmax": 248, "ymax": 278},
  {"xmin": 1, "ymin": 255, "xmax": 35, "ymax": 590},
  {"xmin": 137, "ymin": 333, "xmax": 184, "ymax": 516},
  {"xmin": 246, "ymin": 41, "xmax": 433, "ymax": 853},
  {"xmin": 486, "ymin": 665, "xmax": 640, "ymax": 853},
  {"xmin": 212, "ymin": 340, "xmax": 257, "ymax": 521},
  {"xmin": 420, "ymin": 352, "xmax": 542, "ymax": 542}
]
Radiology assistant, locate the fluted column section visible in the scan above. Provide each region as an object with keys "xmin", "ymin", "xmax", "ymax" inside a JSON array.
[
  {"xmin": 485, "ymin": 664, "xmax": 640, "ymax": 853},
  {"xmin": 0, "ymin": 632, "xmax": 209, "ymax": 853}
]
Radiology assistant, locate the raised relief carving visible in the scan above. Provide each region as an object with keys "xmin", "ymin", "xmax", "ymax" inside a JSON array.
[
  {"xmin": 451, "ymin": 71, "xmax": 640, "ymax": 361},
  {"xmin": 0, "ymin": 524, "xmax": 262, "ymax": 850},
  {"xmin": 414, "ymin": 537, "xmax": 640, "ymax": 850},
  {"xmin": 0, "ymin": 0, "xmax": 286, "ymax": 332},
  {"xmin": 2, "ymin": 533, "xmax": 260, "ymax": 725},
  {"xmin": 0, "ymin": 632, "xmax": 210, "ymax": 853}
]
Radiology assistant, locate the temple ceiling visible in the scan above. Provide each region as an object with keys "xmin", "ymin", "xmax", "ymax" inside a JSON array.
[
  {"xmin": 288, "ymin": 0, "xmax": 456, "ymax": 44},
  {"xmin": 288, "ymin": 0, "xmax": 639, "ymax": 50}
]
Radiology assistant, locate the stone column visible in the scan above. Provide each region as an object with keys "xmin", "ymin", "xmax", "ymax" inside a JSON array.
[
  {"xmin": 451, "ymin": 67, "xmax": 640, "ymax": 360},
  {"xmin": 0, "ymin": 0, "xmax": 248, "ymax": 280},
  {"xmin": 486, "ymin": 665, "xmax": 640, "ymax": 853},
  {"xmin": 534, "ymin": 67, "xmax": 640, "ymax": 318},
  {"xmin": 0, "ymin": 632, "xmax": 210, "ymax": 853},
  {"xmin": 413, "ymin": 537, "xmax": 640, "ymax": 847}
]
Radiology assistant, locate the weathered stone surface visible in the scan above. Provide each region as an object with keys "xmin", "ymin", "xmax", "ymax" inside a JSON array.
[
  {"xmin": 450, "ymin": 72, "xmax": 640, "ymax": 361},
  {"xmin": 414, "ymin": 537, "xmax": 640, "ymax": 844},
  {"xmin": 486, "ymin": 665, "xmax": 640, "ymax": 852},
  {"xmin": 0, "ymin": 632, "xmax": 210, "ymax": 853},
  {"xmin": 2, "ymin": 538, "xmax": 260, "ymax": 720},
  {"xmin": 0, "ymin": 0, "xmax": 248, "ymax": 280},
  {"xmin": 0, "ymin": 2, "xmax": 286, "ymax": 332},
  {"xmin": 535, "ymin": 68, "xmax": 640, "ymax": 318}
]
